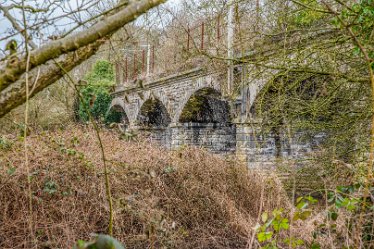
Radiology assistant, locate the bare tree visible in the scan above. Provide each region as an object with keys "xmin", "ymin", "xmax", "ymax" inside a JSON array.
[{"xmin": 0, "ymin": 0, "xmax": 166, "ymax": 118}]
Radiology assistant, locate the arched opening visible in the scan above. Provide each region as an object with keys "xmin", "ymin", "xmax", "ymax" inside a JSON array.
[
  {"xmin": 137, "ymin": 98, "xmax": 171, "ymax": 128},
  {"xmin": 250, "ymin": 73, "xmax": 332, "ymax": 159},
  {"xmin": 179, "ymin": 88, "xmax": 230, "ymax": 123},
  {"xmin": 175, "ymin": 88, "xmax": 235, "ymax": 153},
  {"xmin": 108, "ymin": 105, "xmax": 129, "ymax": 125},
  {"xmin": 252, "ymin": 74, "xmax": 332, "ymax": 122}
]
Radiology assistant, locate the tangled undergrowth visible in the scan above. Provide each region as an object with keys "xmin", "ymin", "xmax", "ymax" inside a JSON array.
[
  {"xmin": 2, "ymin": 125, "xmax": 372, "ymax": 248},
  {"xmin": 0, "ymin": 125, "xmax": 289, "ymax": 249}
]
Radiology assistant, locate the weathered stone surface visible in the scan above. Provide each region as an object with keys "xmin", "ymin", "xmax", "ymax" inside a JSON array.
[{"xmin": 110, "ymin": 67, "xmax": 324, "ymax": 168}]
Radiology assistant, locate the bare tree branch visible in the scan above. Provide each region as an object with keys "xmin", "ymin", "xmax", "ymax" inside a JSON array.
[
  {"xmin": 0, "ymin": 4, "xmax": 38, "ymax": 49},
  {"xmin": 0, "ymin": 0, "xmax": 166, "ymax": 92},
  {"xmin": 0, "ymin": 40, "xmax": 104, "ymax": 118},
  {"xmin": 60, "ymin": 0, "xmax": 131, "ymax": 38}
]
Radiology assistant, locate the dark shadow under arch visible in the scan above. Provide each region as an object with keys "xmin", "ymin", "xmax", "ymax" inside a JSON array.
[
  {"xmin": 137, "ymin": 98, "xmax": 171, "ymax": 127},
  {"xmin": 179, "ymin": 87, "xmax": 230, "ymax": 123},
  {"xmin": 109, "ymin": 105, "xmax": 129, "ymax": 124}
]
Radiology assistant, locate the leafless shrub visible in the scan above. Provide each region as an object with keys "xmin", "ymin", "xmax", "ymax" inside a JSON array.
[{"xmin": 0, "ymin": 125, "xmax": 288, "ymax": 248}]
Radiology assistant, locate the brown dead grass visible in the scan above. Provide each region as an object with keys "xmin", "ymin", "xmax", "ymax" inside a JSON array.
[{"xmin": 0, "ymin": 125, "xmax": 289, "ymax": 249}]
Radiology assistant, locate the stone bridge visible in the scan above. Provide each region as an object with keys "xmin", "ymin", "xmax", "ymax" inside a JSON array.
[
  {"xmin": 111, "ymin": 68, "xmax": 223, "ymax": 126},
  {"xmin": 111, "ymin": 66, "xmax": 323, "ymax": 167}
]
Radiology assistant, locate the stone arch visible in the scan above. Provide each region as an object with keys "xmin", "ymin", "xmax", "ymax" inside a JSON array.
[
  {"xmin": 109, "ymin": 98, "xmax": 130, "ymax": 124},
  {"xmin": 173, "ymin": 79, "xmax": 221, "ymax": 123},
  {"xmin": 250, "ymin": 72, "xmax": 331, "ymax": 116},
  {"xmin": 148, "ymin": 90, "xmax": 172, "ymax": 115},
  {"xmin": 132, "ymin": 90, "xmax": 172, "ymax": 122},
  {"xmin": 136, "ymin": 97, "xmax": 171, "ymax": 128},
  {"xmin": 177, "ymin": 87, "xmax": 230, "ymax": 123},
  {"xmin": 243, "ymin": 68, "xmax": 281, "ymax": 111}
]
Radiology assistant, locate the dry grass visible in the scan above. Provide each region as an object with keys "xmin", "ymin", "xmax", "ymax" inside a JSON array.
[{"xmin": 0, "ymin": 125, "xmax": 289, "ymax": 249}]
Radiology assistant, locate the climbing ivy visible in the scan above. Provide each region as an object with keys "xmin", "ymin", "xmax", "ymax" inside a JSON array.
[
  {"xmin": 78, "ymin": 60, "xmax": 122, "ymax": 124},
  {"xmin": 85, "ymin": 60, "xmax": 115, "ymax": 83}
]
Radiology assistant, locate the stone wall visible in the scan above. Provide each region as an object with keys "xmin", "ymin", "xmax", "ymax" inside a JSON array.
[
  {"xmin": 142, "ymin": 123, "xmax": 236, "ymax": 154},
  {"xmin": 140, "ymin": 122, "xmax": 324, "ymax": 168},
  {"xmin": 170, "ymin": 123, "xmax": 236, "ymax": 154},
  {"xmin": 236, "ymin": 124, "xmax": 325, "ymax": 167}
]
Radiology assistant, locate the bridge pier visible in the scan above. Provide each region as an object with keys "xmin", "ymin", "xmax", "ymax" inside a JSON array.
[
  {"xmin": 235, "ymin": 122, "xmax": 289, "ymax": 168},
  {"xmin": 137, "ymin": 122, "xmax": 237, "ymax": 154},
  {"xmin": 235, "ymin": 122, "xmax": 326, "ymax": 168},
  {"xmin": 169, "ymin": 123, "xmax": 236, "ymax": 154}
]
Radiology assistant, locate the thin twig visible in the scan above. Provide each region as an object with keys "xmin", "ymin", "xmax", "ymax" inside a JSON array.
[
  {"xmin": 247, "ymin": 183, "xmax": 264, "ymax": 249},
  {"xmin": 53, "ymin": 59, "xmax": 114, "ymax": 236},
  {"xmin": 20, "ymin": 0, "xmax": 35, "ymax": 246}
]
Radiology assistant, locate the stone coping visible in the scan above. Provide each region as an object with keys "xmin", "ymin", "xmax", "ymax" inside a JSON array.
[{"xmin": 112, "ymin": 67, "xmax": 215, "ymax": 96}]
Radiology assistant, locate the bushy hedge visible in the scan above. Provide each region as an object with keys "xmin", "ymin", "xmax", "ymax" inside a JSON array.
[{"xmin": 78, "ymin": 60, "xmax": 122, "ymax": 124}]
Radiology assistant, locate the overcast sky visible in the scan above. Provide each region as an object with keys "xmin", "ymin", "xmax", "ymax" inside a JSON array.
[{"xmin": 0, "ymin": 0, "xmax": 180, "ymax": 51}]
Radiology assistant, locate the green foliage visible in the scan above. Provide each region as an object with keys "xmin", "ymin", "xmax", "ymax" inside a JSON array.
[
  {"xmin": 119, "ymin": 131, "xmax": 137, "ymax": 141},
  {"xmin": 328, "ymin": 184, "xmax": 362, "ymax": 211},
  {"xmin": 333, "ymin": 0, "xmax": 374, "ymax": 67},
  {"xmin": 0, "ymin": 136, "xmax": 12, "ymax": 150},
  {"xmin": 256, "ymin": 183, "xmax": 374, "ymax": 248},
  {"xmin": 336, "ymin": 0, "xmax": 374, "ymax": 40},
  {"xmin": 56, "ymin": 136, "xmax": 92, "ymax": 167},
  {"xmin": 61, "ymin": 147, "xmax": 79, "ymax": 156},
  {"xmin": 291, "ymin": 0, "xmax": 325, "ymax": 27},
  {"xmin": 43, "ymin": 179, "xmax": 58, "ymax": 195},
  {"xmin": 73, "ymin": 234, "xmax": 125, "ymax": 249},
  {"xmin": 255, "ymin": 196, "xmax": 317, "ymax": 248},
  {"xmin": 5, "ymin": 39, "xmax": 17, "ymax": 55},
  {"xmin": 85, "ymin": 60, "xmax": 115, "ymax": 83},
  {"xmin": 6, "ymin": 166, "xmax": 16, "ymax": 176},
  {"xmin": 312, "ymin": 183, "xmax": 374, "ymax": 247},
  {"xmin": 78, "ymin": 60, "xmax": 122, "ymax": 124}
]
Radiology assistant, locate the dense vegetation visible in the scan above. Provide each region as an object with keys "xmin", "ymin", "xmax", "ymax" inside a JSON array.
[
  {"xmin": 0, "ymin": 127, "xmax": 287, "ymax": 248},
  {"xmin": 78, "ymin": 60, "xmax": 122, "ymax": 124},
  {"xmin": 0, "ymin": 0, "xmax": 373, "ymax": 248}
]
